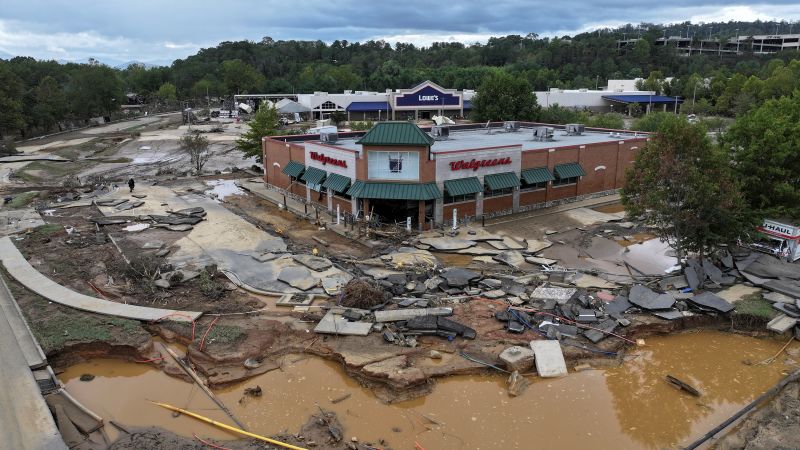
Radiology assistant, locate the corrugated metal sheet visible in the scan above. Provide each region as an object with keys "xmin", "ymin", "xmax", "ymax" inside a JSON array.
[
  {"xmin": 282, "ymin": 161, "xmax": 305, "ymax": 178},
  {"xmin": 521, "ymin": 167, "xmax": 555, "ymax": 184},
  {"xmin": 554, "ymin": 163, "xmax": 586, "ymax": 179},
  {"xmin": 443, "ymin": 177, "xmax": 482, "ymax": 196},
  {"xmin": 356, "ymin": 122, "xmax": 434, "ymax": 147},
  {"xmin": 484, "ymin": 172, "xmax": 520, "ymax": 190},
  {"xmin": 346, "ymin": 181, "xmax": 441, "ymax": 200},
  {"xmin": 321, "ymin": 173, "xmax": 351, "ymax": 193},
  {"xmin": 301, "ymin": 166, "xmax": 327, "ymax": 184}
]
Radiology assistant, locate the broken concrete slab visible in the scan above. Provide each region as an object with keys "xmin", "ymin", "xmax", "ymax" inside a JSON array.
[
  {"xmin": 441, "ymin": 268, "xmax": 481, "ymax": 288},
  {"xmin": 172, "ymin": 207, "xmax": 206, "ymax": 217},
  {"xmin": 418, "ymin": 237, "xmax": 476, "ymax": 251},
  {"xmin": 498, "ymin": 236, "xmax": 526, "ymax": 250},
  {"xmin": 252, "ymin": 252, "xmax": 279, "ymax": 263},
  {"xmin": 95, "ymin": 198, "xmax": 128, "ymax": 207},
  {"xmin": 142, "ymin": 241, "xmax": 164, "ymax": 250},
  {"xmin": 90, "ymin": 217, "xmax": 130, "ymax": 226},
  {"xmin": 314, "ymin": 311, "xmax": 372, "ymax": 336},
  {"xmin": 525, "ymin": 256, "xmax": 557, "ymax": 266},
  {"xmin": 492, "ymin": 250, "xmax": 526, "ymax": 268},
  {"xmin": 763, "ymin": 279, "xmax": 800, "ymax": 300},
  {"xmin": 651, "ymin": 310, "xmax": 685, "ymax": 320},
  {"xmin": 702, "ymin": 259, "xmax": 725, "ymax": 285},
  {"xmin": 453, "ymin": 246, "xmax": 501, "ymax": 256},
  {"xmin": 529, "ymin": 286, "xmax": 577, "ymax": 304},
  {"xmin": 293, "ymin": 254, "xmax": 333, "ymax": 272},
  {"xmin": 529, "ymin": 340, "xmax": 568, "ymax": 378},
  {"xmin": 659, "ymin": 275, "xmax": 689, "ymax": 291},
  {"xmin": 767, "ymin": 314, "xmax": 797, "ymax": 333},
  {"xmin": 482, "ymin": 289, "xmax": 506, "ymax": 299},
  {"xmin": 276, "ymin": 294, "xmax": 315, "ymax": 307},
  {"xmin": 255, "ymin": 239, "xmax": 288, "ymax": 254},
  {"xmin": 715, "ymin": 285, "xmax": 761, "ymax": 304},
  {"xmin": 628, "ymin": 285, "xmax": 675, "ymax": 310},
  {"xmin": 374, "ymin": 307, "xmax": 453, "ymax": 322},
  {"xmin": 277, "ymin": 266, "xmax": 317, "ymax": 291},
  {"xmin": 604, "ymin": 296, "xmax": 632, "ymax": 315},
  {"xmin": 150, "ymin": 215, "xmax": 204, "ymax": 226},
  {"xmin": 115, "ymin": 201, "xmax": 144, "ymax": 211},
  {"xmin": 772, "ymin": 302, "xmax": 800, "ymax": 318},
  {"xmin": 688, "ymin": 291, "xmax": 734, "ymax": 313},
  {"xmin": 526, "ymin": 239, "xmax": 553, "ymax": 253},
  {"xmin": 567, "ymin": 273, "xmax": 619, "ymax": 289},
  {"xmin": 166, "ymin": 224, "xmax": 193, "ymax": 232},
  {"xmin": 583, "ymin": 319, "xmax": 618, "ymax": 343},
  {"xmin": 763, "ymin": 292, "xmax": 796, "ymax": 303},
  {"xmin": 743, "ymin": 254, "xmax": 800, "ymax": 280}
]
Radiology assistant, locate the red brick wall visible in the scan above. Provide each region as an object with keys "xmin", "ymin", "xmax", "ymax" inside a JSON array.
[
  {"xmin": 483, "ymin": 195, "xmax": 513, "ymax": 214},
  {"xmin": 519, "ymin": 189, "xmax": 547, "ymax": 206},
  {"xmin": 443, "ymin": 200, "xmax": 477, "ymax": 221},
  {"xmin": 577, "ymin": 142, "xmax": 618, "ymax": 195},
  {"xmin": 331, "ymin": 196, "xmax": 351, "ymax": 214},
  {"xmin": 263, "ymin": 138, "xmax": 306, "ymax": 190},
  {"xmin": 310, "ymin": 189, "xmax": 327, "ymax": 207}
]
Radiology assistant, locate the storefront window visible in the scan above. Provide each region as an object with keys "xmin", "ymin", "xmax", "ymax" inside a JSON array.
[
  {"xmin": 520, "ymin": 181, "xmax": 547, "ymax": 191},
  {"xmin": 293, "ymin": 176, "xmax": 306, "ymax": 185},
  {"xmin": 484, "ymin": 187, "xmax": 513, "ymax": 198},
  {"xmin": 444, "ymin": 192, "xmax": 476, "ymax": 204},
  {"xmin": 308, "ymin": 182, "xmax": 322, "ymax": 192},
  {"xmin": 368, "ymin": 151, "xmax": 419, "ymax": 181},
  {"xmin": 552, "ymin": 176, "xmax": 578, "ymax": 186}
]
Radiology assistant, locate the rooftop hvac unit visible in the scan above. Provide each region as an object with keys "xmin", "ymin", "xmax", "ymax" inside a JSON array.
[
  {"xmin": 565, "ymin": 123, "xmax": 585, "ymax": 136},
  {"xmin": 532, "ymin": 126, "xmax": 554, "ymax": 141},
  {"xmin": 431, "ymin": 125, "xmax": 450, "ymax": 140},
  {"xmin": 503, "ymin": 121, "xmax": 520, "ymax": 132},
  {"xmin": 320, "ymin": 132, "xmax": 339, "ymax": 144}
]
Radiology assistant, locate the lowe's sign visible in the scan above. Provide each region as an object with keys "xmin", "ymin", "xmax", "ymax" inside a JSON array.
[{"xmin": 396, "ymin": 85, "xmax": 461, "ymax": 108}]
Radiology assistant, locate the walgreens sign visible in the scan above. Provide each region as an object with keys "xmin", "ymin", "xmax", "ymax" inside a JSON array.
[
  {"xmin": 449, "ymin": 157, "xmax": 512, "ymax": 171},
  {"xmin": 309, "ymin": 151, "xmax": 347, "ymax": 168}
]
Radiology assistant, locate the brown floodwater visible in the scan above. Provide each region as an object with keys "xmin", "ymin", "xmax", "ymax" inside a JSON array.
[
  {"xmin": 60, "ymin": 332, "xmax": 795, "ymax": 449},
  {"xmin": 432, "ymin": 252, "xmax": 475, "ymax": 268}
]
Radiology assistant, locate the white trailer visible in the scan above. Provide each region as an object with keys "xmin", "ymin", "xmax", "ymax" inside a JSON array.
[{"xmin": 753, "ymin": 219, "xmax": 800, "ymax": 262}]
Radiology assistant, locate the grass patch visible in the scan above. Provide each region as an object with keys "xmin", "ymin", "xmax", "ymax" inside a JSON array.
[
  {"xmin": 204, "ymin": 325, "xmax": 245, "ymax": 345},
  {"xmin": 29, "ymin": 223, "xmax": 63, "ymax": 237},
  {"xmin": 8, "ymin": 191, "xmax": 40, "ymax": 208},
  {"xmin": 734, "ymin": 294, "xmax": 778, "ymax": 320},
  {"xmin": 30, "ymin": 312, "xmax": 148, "ymax": 353}
]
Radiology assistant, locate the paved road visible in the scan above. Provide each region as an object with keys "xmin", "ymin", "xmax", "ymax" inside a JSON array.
[{"xmin": 0, "ymin": 276, "xmax": 67, "ymax": 449}]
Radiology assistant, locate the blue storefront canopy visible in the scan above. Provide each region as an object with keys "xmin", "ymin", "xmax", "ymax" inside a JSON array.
[
  {"xmin": 346, "ymin": 101, "xmax": 391, "ymax": 112},
  {"xmin": 603, "ymin": 95, "xmax": 683, "ymax": 104}
]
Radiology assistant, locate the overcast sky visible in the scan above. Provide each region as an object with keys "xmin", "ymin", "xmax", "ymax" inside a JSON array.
[{"xmin": 1, "ymin": 0, "xmax": 800, "ymax": 66}]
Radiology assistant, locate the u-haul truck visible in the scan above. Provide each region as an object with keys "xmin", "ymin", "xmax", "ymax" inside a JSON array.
[{"xmin": 754, "ymin": 219, "xmax": 800, "ymax": 262}]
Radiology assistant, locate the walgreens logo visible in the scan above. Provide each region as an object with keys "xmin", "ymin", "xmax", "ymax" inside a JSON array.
[
  {"xmin": 449, "ymin": 157, "xmax": 512, "ymax": 171},
  {"xmin": 310, "ymin": 151, "xmax": 347, "ymax": 168}
]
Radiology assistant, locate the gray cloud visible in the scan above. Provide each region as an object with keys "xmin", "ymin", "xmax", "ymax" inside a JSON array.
[{"xmin": 2, "ymin": 1, "xmax": 800, "ymax": 65}]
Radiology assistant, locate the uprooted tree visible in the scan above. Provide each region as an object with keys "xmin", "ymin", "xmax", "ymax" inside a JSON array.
[
  {"xmin": 179, "ymin": 133, "xmax": 211, "ymax": 174},
  {"xmin": 621, "ymin": 115, "xmax": 750, "ymax": 261}
]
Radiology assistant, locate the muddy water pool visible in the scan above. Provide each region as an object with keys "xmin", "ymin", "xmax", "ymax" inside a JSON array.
[{"xmin": 61, "ymin": 331, "xmax": 795, "ymax": 449}]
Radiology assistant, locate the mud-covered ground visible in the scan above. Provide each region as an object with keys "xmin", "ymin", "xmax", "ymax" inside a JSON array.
[
  {"xmin": 109, "ymin": 410, "xmax": 354, "ymax": 450},
  {"xmin": 713, "ymin": 377, "xmax": 800, "ymax": 450}
]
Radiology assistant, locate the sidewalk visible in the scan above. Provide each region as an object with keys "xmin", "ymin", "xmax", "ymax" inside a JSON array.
[{"xmin": 237, "ymin": 178, "xmax": 355, "ymax": 239}]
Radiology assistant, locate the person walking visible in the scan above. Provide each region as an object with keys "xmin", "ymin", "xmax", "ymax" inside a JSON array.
[{"xmin": 128, "ymin": 178, "xmax": 135, "ymax": 193}]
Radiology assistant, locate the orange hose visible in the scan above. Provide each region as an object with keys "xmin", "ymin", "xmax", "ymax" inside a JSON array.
[
  {"xmin": 193, "ymin": 433, "xmax": 232, "ymax": 450},
  {"xmin": 199, "ymin": 317, "xmax": 219, "ymax": 351}
]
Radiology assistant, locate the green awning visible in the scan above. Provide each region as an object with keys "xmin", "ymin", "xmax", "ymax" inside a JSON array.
[
  {"xmin": 346, "ymin": 181, "xmax": 442, "ymax": 200},
  {"xmin": 484, "ymin": 172, "xmax": 520, "ymax": 190},
  {"xmin": 443, "ymin": 177, "xmax": 482, "ymax": 196},
  {"xmin": 301, "ymin": 166, "xmax": 327, "ymax": 185},
  {"xmin": 321, "ymin": 173, "xmax": 351, "ymax": 193},
  {"xmin": 554, "ymin": 163, "xmax": 586, "ymax": 179},
  {"xmin": 282, "ymin": 160, "xmax": 305, "ymax": 178},
  {"xmin": 521, "ymin": 167, "xmax": 555, "ymax": 184},
  {"xmin": 356, "ymin": 122, "xmax": 434, "ymax": 147}
]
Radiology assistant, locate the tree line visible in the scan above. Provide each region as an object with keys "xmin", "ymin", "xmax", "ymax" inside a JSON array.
[{"xmin": 2, "ymin": 19, "xmax": 800, "ymax": 140}]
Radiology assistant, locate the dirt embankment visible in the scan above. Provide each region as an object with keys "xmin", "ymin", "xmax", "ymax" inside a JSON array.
[{"xmin": 713, "ymin": 379, "xmax": 800, "ymax": 450}]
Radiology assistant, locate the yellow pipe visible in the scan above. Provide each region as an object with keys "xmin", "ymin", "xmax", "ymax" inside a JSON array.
[{"xmin": 150, "ymin": 401, "xmax": 307, "ymax": 450}]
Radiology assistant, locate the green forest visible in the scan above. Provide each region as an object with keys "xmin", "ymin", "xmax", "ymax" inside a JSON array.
[{"xmin": 2, "ymin": 19, "xmax": 800, "ymax": 139}]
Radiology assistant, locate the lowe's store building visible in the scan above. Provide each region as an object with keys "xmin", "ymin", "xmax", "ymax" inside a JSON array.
[{"xmin": 262, "ymin": 122, "xmax": 647, "ymax": 229}]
